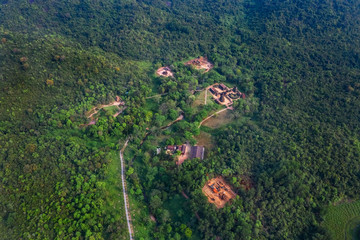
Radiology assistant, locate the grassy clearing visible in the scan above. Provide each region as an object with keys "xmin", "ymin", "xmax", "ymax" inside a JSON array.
[
  {"xmin": 323, "ymin": 200, "xmax": 360, "ymax": 240},
  {"xmin": 103, "ymin": 105, "xmax": 120, "ymax": 115},
  {"xmin": 192, "ymin": 89, "xmax": 216, "ymax": 109},
  {"xmin": 192, "ymin": 90, "xmax": 206, "ymax": 108},
  {"xmin": 128, "ymin": 193, "xmax": 155, "ymax": 240},
  {"xmin": 194, "ymin": 131, "xmax": 214, "ymax": 154},
  {"xmin": 202, "ymin": 109, "xmax": 234, "ymax": 129},
  {"xmin": 103, "ymin": 150, "xmax": 128, "ymax": 240}
]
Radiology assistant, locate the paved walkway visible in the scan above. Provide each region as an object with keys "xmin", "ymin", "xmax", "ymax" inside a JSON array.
[{"xmin": 119, "ymin": 140, "xmax": 134, "ymax": 240}]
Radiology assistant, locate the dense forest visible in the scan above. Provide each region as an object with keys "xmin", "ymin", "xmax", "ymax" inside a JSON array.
[{"xmin": 0, "ymin": 0, "xmax": 360, "ymax": 239}]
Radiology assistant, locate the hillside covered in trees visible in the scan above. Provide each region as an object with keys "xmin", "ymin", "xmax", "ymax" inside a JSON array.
[{"xmin": 0, "ymin": 0, "xmax": 359, "ymax": 239}]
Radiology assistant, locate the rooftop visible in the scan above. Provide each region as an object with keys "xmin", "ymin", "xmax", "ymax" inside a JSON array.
[{"xmin": 190, "ymin": 146, "xmax": 205, "ymax": 160}]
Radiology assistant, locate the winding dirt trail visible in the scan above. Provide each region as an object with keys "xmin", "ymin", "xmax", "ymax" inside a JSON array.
[
  {"xmin": 161, "ymin": 114, "xmax": 184, "ymax": 130},
  {"xmin": 119, "ymin": 139, "xmax": 134, "ymax": 240},
  {"xmin": 81, "ymin": 98, "xmax": 125, "ymax": 127},
  {"xmin": 198, "ymin": 107, "xmax": 233, "ymax": 128},
  {"xmin": 87, "ymin": 100, "xmax": 125, "ymax": 119}
]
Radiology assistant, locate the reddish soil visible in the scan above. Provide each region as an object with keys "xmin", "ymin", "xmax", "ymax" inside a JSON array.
[
  {"xmin": 184, "ymin": 57, "xmax": 213, "ymax": 72},
  {"xmin": 202, "ymin": 176, "xmax": 237, "ymax": 209},
  {"xmin": 176, "ymin": 143, "xmax": 191, "ymax": 165},
  {"xmin": 181, "ymin": 191, "xmax": 189, "ymax": 199},
  {"xmin": 150, "ymin": 215, "xmax": 156, "ymax": 222},
  {"xmin": 161, "ymin": 114, "xmax": 184, "ymax": 130},
  {"xmin": 156, "ymin": 66, "xmax": 174, "ymax": 77}
]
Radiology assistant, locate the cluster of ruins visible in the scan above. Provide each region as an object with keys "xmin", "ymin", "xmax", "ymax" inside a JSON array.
[
  {"xmin": 184, "ymin": 56, "xmax": 213, "ymax": 72},
  {"xmin": 208, "ymin": 83, "xmax": 245, "ymax": 106},
  {"xmin": 156, "ymin": 66, "xmax": 174, "ymax": 77},
  {"xmin": 202, "ymin": 177, "xmax": 237, "ymax": 208}
]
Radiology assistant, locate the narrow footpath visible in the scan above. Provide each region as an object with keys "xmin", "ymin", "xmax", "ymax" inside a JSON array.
[
  {"xmin": 198, "ymin": 107, "xmax": 233, "ymax": 128},
  {"xmin": 119, "ymin": 139, "xmax": 134, "ymax": 240}
]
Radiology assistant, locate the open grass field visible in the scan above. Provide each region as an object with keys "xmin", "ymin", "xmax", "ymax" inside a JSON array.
[
  {"xmin": 323, "ymin": 200, "xmax": 360, "ymax": 240},
  {"xmin": 202, "ymin": 109, "xmax": 234, "ymax": 129},
  {"xmin": 194, "ymin": 131, "xmax": 214, "ymax": 153},
  {"xmin": 192, "ymin": 90, "xmax": 206, "ymax": 108},
  {"xmin": 103, "ymin": 105, "xmax": 120, "ymax": 115}
]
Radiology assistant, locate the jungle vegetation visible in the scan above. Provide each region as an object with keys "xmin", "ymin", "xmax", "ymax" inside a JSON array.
[{"xmin": 0, "ymin": 0, "xmax": 359, "ymax": 239}]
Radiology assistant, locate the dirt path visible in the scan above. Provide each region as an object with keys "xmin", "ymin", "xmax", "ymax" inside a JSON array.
[
  {"xmin": 181, "ymin": 191, "xmax": 189, "ymax": 199},
  {"xmin": 161, "ymin": 114, "xmax": 184, "ymax": 130},
  {"xmin": 113, "ymin": 106, "xmax": 127, "ymax": 118},
  {"xmin": 119, "ymin": 139, "xmax": 134, "ymax": 240},
  {"xmin": 198, "ymin": 107, "xmax": 233, "ymax": 128},
  {"xmin": 87, "ymin": 100, "xmax": 125, "ymax": 119},
  {"xmin": 138, "ymin": 114, "xmax": 184, "ymax": 147},
  {"xmin": 204, "ymin": 89, "xmax": 207, "ymax": 105}
]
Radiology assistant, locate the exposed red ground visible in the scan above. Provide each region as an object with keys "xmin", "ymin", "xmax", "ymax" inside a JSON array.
[
  {"xmin": 156, "ymin": 66, "xmax": 174, "ymax": 77},
  {"xmin": 202, "ymin": 177, "xmax": 237, "ymax": 208},
  {"xmin": 184, "ymin": 56, "xmax": 213, "ymax": 72}
]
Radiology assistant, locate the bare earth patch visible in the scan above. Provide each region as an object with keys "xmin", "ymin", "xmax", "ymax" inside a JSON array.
[
  {"xmin": 184, "ymin": 56, "xmax": 213, "ymax": 72},
  {"xmin": 202, "ymin": 177, "xmax": 237, "ymax": 209},
  {"xmin": 156, "ymin": 66, "xmax": 174, "ymax": 77},
  {"xmin": 176, "ymin": 143, "xmax": 191, "ymax": 165}
]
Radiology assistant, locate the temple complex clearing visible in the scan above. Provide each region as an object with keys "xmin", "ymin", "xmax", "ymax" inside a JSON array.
[
  {"xmin": 156, "ymin": 66, "xmax": 174, "ymax": 77},
  {"xmin": 208, "ymin": 83, "xmax": 245, "ymax": 106},
  {"xmin": 202, "ymin": 177, "xmax": 237, "ymax": 208},
  {"xmin": 184, "ymin": 56, "xmax": 213, "ymax": 72}
]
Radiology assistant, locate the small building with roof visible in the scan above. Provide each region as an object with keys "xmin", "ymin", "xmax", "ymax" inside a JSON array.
[{"xmin": 190, "ymin": 146, "xmax": 205, "ymax": 160}]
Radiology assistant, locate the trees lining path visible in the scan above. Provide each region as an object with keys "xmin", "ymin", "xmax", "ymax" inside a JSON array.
[
  {"xmin": 119, "ymin": 139, "xmax": 134, "ymax": 240},
  {"xmin": 198, "ymin": 107, "xmax": 233, "ymax": 128}
]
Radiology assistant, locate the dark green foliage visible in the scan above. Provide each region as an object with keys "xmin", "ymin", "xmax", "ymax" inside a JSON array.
[{"xmin": 1, "ymin": 0, "xmax": 360, "ymax": 239}]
